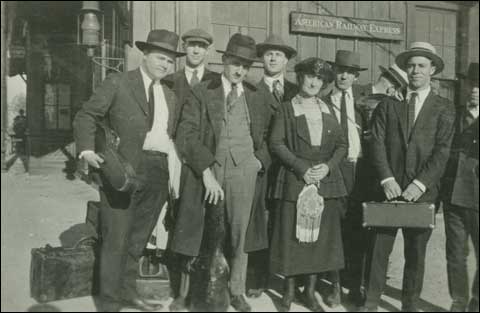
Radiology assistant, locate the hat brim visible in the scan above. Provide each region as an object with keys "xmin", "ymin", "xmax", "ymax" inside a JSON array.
[
  {"xmin": 184, "ymin": 37, "xmax": 212, "ymax": 46},
  {"xmin": 395, "ymin": 50, "xmax": 444, "ymax": 75},
  {"xmin": 256, "ymin": 43, "xmax": 297, "ymax": 59},
  {"xmin": 327, "ymin": 61, "xmax": 368, "ymax": 71},
  {"xmin": 216, "ymin": 50, "xmax": 260, "ymax": 63},
  {"xmin": 135, "ymin": 41, "xmax": 186, "ymax": 57},
  {"xmin": 379, "ymin": 65, "xmax": 407, "ymax": 87}
]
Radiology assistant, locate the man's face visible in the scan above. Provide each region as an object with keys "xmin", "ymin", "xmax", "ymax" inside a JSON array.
[
  {"xmin": 223, "ymin": 55, "xmax": 251, "ymax": 85},
  {"xmin": 143, "ymin": 50, "xmax": 175, "ymax": 80},
  {"xmin": 406, "ymin": 56, "xmax": 435, "ymax": 90},
  {"xmin": 263, "ymin": 49, "xmax": 288, "ymax": 76},
  {"xmin": 300, "ymin": 74, "xmax": 324, "ymax": 97},
  {"xmin": 183, "ymin": 41, "xmax": 209, "ymax": 67},
  {"xmin": 466, "ymin": 80, "xmax": 479, "ymax": 108},
  {"xmin": 334, "ymin": 66, "xmax": 358, "ymax": 90}
]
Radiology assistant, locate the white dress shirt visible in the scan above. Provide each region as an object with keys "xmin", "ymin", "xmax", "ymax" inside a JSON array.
[
  {"xmin": 222, "ymin": 74, "xmax": 244, "ymax": 98},
  {"xmin": 263, "ymin": 74, "xmax": 284, "ymax": 93},
  {"xmin": 184, "ymin": 64, "xmax": 205, "ymax": 85},
  {"xmin": 330, "ymin": 87, "xmax": 362, "ymax": 160}
]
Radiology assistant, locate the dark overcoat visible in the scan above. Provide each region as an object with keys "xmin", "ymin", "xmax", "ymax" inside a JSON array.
[
  {"xmin": 370, "ymin": 91, "xmax": 455, "ymax": 203},
  {"xmin": 170, "ymin": 76, "xmax": 275, "ymax": 257}
]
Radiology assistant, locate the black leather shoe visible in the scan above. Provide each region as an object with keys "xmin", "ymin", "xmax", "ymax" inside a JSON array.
[
  {"xmin": 281, "ymin": 294, "xmax": 295, "ymax": 312},
  {"xmin": 348, "ymin": 289, "xmax": 366, "ymax": 307},
  {"xmin": 304, "ymin": 292, "xmax": 323, "ymax": 312},
  {"xmin": 325, "ymin": 282, "xmax": 341, "ymax": 308},
  {"xmin": 123, "ymin": 297, "xmax": 163, "ymax": 311},
  {"xmin": 450, "ymin": 300, "xmax": 467, "ymax": 312},
  {"xmin": 231, "ymin": 295, "xmax": 252, "ymax": 312},
  {"xmin": 246, "ymin": 288, "xmax": 265, "ymax": 298}
]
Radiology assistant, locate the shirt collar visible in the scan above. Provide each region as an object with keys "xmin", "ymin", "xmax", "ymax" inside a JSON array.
[
  {"xmin": 185, "ymin": 64, "xmax": 205, "ymax": 79},
  {"xmin": 332, "ymin": 86, "xmax": 353, "ymax": 99},
  {"xmin": 263, "ymin": 74, "xmax": 284, "ymax": 91},
  {"xmin": 221, "ymin": 74, "xmax": 244, "ymax": 97},
  {"xmin": 407, "ymin": 86, "xmax": 431, "ymax": 103}
]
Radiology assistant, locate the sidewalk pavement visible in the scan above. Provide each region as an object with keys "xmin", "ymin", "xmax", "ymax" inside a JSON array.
[{"xmin": 1, "ymin": 170, "xmax": 475, "ymax": 312}]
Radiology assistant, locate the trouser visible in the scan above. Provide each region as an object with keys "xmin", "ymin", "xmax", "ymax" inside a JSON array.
[
  {"xmin": 98, "ymin": 151, "xmax": 169, "ymax": 303},
  {"xmin": 444, "ymin": 203, "xmax": 479, "ymax": 308},
  {"xmin": 364, "ymin": 227, "xmax": 432, "ymax": 310},
  {"xmin": 214, "ymin": 155, "xmax": 259, "ymax": 296}
]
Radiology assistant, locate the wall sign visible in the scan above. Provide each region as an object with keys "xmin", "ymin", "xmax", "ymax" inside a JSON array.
[{"xmin": 291, "ymin": 12, "xmax": 404, "ymax": 41}]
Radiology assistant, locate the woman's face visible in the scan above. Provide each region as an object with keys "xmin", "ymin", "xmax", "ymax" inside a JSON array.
[{"xmin": 301, "ymin": 74, "xmax": 324, "ymax": 97}]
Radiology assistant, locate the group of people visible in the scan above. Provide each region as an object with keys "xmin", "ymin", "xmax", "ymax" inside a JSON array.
[{"xmin": 73, "ymin": 27, "xmax": 479, "ymax": 312}]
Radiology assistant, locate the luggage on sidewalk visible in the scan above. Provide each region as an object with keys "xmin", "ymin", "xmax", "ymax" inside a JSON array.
[
  {"xmin": 136, "ymin": 249, "xmax": 171, "ymax": 301},
  {"xmin": 362, "ymin": 201, "xmax": 435, "ymax": 228}
]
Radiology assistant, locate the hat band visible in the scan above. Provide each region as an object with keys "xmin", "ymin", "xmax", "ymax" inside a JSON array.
[
  {"xmin": 410, "ymin": 47, "xmax": 437, "ymax": 55},
  {"xmin": 226, "ymin": 46, "xmax": 256, "ymax": 60},
  {"xmin": 145, "ymin": 41, "xmax": 177, "ymax": 52}
]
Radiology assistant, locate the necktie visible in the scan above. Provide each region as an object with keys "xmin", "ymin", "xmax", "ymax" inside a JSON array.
[
  {"xmin": 407, "ymin": 92, "xmax": 417, "ymax": 139},
  {"xmin": 190, "ymin": 69, "xmax": 200, "ymax": 87},
  {"xmin": 148, "ymin": 80, "xmax": 156, "ymax": 130},
  {"xmin": 273, "ymin": 79, "xmax": 284, "ymax": 103},
  {"xmin": 226, "ymin": 83, "xmax": 238, "ymax": 113},
  {"xmin": 340, "ymin": 90, "xmax": 349, "ymax": 147}
]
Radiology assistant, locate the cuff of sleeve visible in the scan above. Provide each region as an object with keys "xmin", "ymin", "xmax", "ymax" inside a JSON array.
[
  {"xmin": 380, "ymin": 177, "xmax": 395, "ymax": 186},
  {"xmin": 413, "ymin": 179, "xmax": 427, "ymax": 192},
  {"xmin": 79, "ymin": 150, "xmax": 95, "ymax": 159}
]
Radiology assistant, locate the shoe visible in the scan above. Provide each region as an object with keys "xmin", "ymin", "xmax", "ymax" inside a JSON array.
[
  {"xmin": 281, "ymin": 293, "xmax": 295, "ymax": 312},
  {"xmin": 325, "ymin": 282, "xmax": 341, "ymax": 308},
  {"xmin": 169, "ymin": 296, "xmax": 187, "ymax": 311},
  {"xmin": 348, "ymin": 289, "xmax": 366, "ymax": 307},
  {"xmin": 246, "ymin": 288, "xmax": 265, "ymax": 298},
  {"xmin": 231, "ymin": 295, "xmax": 252, "ymax": 312},
  {"xmin": 303, "ymin": 291, "xmax": 323, "ymax": 312},
  {"xmin": 122, "ymin": 297, "xmax": 163, "ymax": 311}
]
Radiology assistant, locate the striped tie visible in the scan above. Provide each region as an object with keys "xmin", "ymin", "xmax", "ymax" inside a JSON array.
[{"xmin": 407, "ymin": 92, "xmax": 418, "ymax": 139}]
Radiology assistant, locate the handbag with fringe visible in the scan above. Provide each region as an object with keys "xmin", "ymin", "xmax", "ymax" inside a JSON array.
[{"xmin": 296, "ymin": 184, "xmax": 324, "ymax": 243}]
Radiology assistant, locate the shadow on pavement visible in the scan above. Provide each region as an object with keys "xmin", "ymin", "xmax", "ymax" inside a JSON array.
[{"xmin": 384, "ymin": 285, "xmax": 448, "ymax": 312}]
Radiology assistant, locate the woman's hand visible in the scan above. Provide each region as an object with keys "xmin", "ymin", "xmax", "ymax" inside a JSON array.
[
  {"xmin": 303, "ymin": 164, "xmax": 329, "ymax": 184},
  {"xmin": 313, "ymin": 164, "xmax": 329, "ymax": 181}
]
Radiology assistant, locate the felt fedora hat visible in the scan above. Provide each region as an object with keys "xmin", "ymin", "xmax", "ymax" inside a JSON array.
[
  {"xmin": 216, "ymin": 33, "xmax": 259, "ymax": 63},
  {"xmin": 181, "ymin": 28, "xmax": 213, "ymax": 46},
  {"xmin": 327, "ymin": 50, "xmax": 368, "ymax": 71},
  {"xmin": 379, "ymin": 63, "xmax": 408, "ymax": 88},
  {"xmin": 256, "ymin": 34, "xmax": 297, "ymax": 59},
  {"xmin": 395, "ymin": 41, "xmax": 444, "ymax": 75},
  {"xmin": 458, "ymin": 62, "xmax": 479, "ymax": 83},
  {"xmin": 135, "ymin": 29, "xmax": 186, "ymax": 57}
]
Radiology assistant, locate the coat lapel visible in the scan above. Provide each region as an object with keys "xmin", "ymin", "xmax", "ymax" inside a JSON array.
[
  {"xmin": 162, "ymin": 84, "xmax": 177, "ymax": 136},
  {"xmin": 205, "ymin": 79, "xmax": 225, "ymax": 143},
  {"xmin": 393, "ymin": 94, "xmax": 408, "ymax": 145},
  {"xmin": 129, "ymin": 69, "xmax": 149, "ymax": 116},
  {"xmin": 244, "ymin": 84, "xmax": 260, "ymax": 139},
  {"xmin": 410, "ymin": 91, "xmax": 436, "ymax": 140},
  {"xmin": 295, "ymin": 115, "xmax": 311, "ymax": 145}
]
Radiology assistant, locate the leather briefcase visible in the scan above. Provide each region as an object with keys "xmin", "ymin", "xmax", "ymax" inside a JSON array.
[
  {"xmin": 362, "ymin": 201, "xmax": 435, "ymax": 228},
  {"xmin": 95, "ymin": 122, "xmax": 138, "ymax": 193},
  {"xmin": 136, "ymin": 249, "xmax": 171, "ymax": 301},
  {"xmin": 30, "ymin": 239, "xmax": 98, "ymax": 303}
]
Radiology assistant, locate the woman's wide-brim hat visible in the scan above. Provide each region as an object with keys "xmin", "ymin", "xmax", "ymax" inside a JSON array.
[
  {"xmin": 135, "ymin": 29, "xmax": 186, "ymax": 57},
  {"xmin": 327, "ymin": 50, "xmax": 368, "ymax": 71},
  {"xmin": 395, "ymin": 41, "xmax": 444, "ymax": 75},
  {"xmin": 295, "ymin": 57, "xmax": 334, "ymax": 84},
  {"xmin": 458, "ymin": 62, "xmax": 479, "ymax": 83},
  {"xmin": 379, "ymin": 64, "xmax": 408, "ymax": 88},
  {"xmin": 256, "ymin": 34, "xmax": 297, "ymax": 59},
  {"xmin": 216, "ymin": 33, "xmax": 259, "ymax": 63}
]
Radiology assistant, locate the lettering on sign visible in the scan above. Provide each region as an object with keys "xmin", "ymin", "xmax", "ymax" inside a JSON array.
[{"xmin": 291, "ymin": 12, "xmax": 404, "ymax": 41}]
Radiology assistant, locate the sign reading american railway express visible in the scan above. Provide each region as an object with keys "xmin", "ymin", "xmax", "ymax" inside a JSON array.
[{"xmin": 290, "ymin": 12, "xmax": 404, "ymax": 41}]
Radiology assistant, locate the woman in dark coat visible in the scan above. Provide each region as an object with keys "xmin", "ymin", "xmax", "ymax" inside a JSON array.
[{"xmin": 269, "ymin": 57, "xmax": 348, "ymax": 311}]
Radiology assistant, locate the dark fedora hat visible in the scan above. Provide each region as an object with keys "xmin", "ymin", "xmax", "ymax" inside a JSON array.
[
  {"xmin": 295, "ymin": 57, "xmax": 334, "ymax": 84},
  {"xmin": 395, "ymin": 42, "xmax": 444, "ymax": 75},
  {"xmin": 181, "ymin": 28, "xmax": 213, "ymax": 46},
  {"xmin": 458, "ymin": 62, "xmax": 479, "ymax": 83},
  {"xmin": 256, "ymin": 34, "xmax": 297, "ymax": 59},
  {"xmin": 135, "ymin": 29, "xmax": 186, "ymax": 57},
  {"xmin": 379, "ymin": 64, "xmax": 408, "ymax": 88},
  {"xmin": 328, "ymin": 50, "xmax": 368, "ymax": 71},
  {"xmin": 217, "ymin": 33, "xmax": 259, "ymax": 63}
]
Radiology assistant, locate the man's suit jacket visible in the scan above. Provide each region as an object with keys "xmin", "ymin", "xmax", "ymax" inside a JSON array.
[
  {"xmin": 163, "ymin": 68, "xmax": 220, "ymax": 135},
  {"xmin": 256, "ymin": 78, "xmax": 298, "ymax": 112},
  {"xmin": 170, "ymin": 76, "xmax": 274, "ymax": 256},
  {"xmin": 371, "ymin": 91, "xmax": 455, "ymax": 203},
  {"xmin": 73, "ymin": 68, "xmax": 178, "ymax": 173}
]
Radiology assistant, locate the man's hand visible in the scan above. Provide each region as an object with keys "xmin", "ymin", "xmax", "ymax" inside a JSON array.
[
  {"xmin": 202, "ymin": 168, "xmax": 224, "ymax": 205},
  {"xmin": 81, "ymin": 151, "xmax": 104, "ymax": 169},
  {"xmin": 402, "ymin": 183, "xmax": 424, "ymax": 202},
  {"xmin": 382, "ymin": 179, "xmax": 402, "ymax": 200}
]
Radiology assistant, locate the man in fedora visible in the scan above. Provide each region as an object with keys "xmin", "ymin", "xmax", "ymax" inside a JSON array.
[
  {"xmin": 74, "ymin": 29, "xmax": 185, "ymax": 312},
  {"xmin": 361, "ymin": 42, "xmax": 455, "ymax": 312},
  {"xmin": 322, "ymin": 49, "xmax": 369, "ymax": 307},
  {"xmin": 171, "ymin": 33, "xmax": 274, "ymax": 312},
  {"xmin": 246, "ymin": 33, "xmax": 298, "ymax": 299},
  {"xmin": 162, "ymin": 28, "xmax": 220, "ymax": 312},
  {"xmin": 441, "ymin": 62, "xmax": 479, "ymax": 312}
]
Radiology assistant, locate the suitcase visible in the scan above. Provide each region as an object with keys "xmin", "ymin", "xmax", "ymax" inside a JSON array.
[
  {"xmin": 362, "ymin": 201, "xmax": 435, "ymax": 228},
  {"xmin": 136, "ymin": 249, "xmax": 171, "ymax": 301},
  {"xmin": 30, "ymin": 241, "xmax": 97, "ymax": 303}
]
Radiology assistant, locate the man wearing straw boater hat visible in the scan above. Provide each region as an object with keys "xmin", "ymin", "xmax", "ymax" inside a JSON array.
[
  {"xmin": 245, "ymin": 34, "xmax": 298, "ymax": 299},
  {"xmin": 322, "ymin": 49, "xmax": 370, "ymax": 308},
  {"xmin": 171, "ymin": 33, "xmax": 274, "ymax": 312},
  {"xmin": 74, "ymin": 29, "xmax": 185, "ymax": 312},
  {"xmin": 360, "ymin": 42, "xmax": 455, "ymax": 312},
  {"xmin": 441, "ymin": 62, "xmax": 479, "ymax": 312}
]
